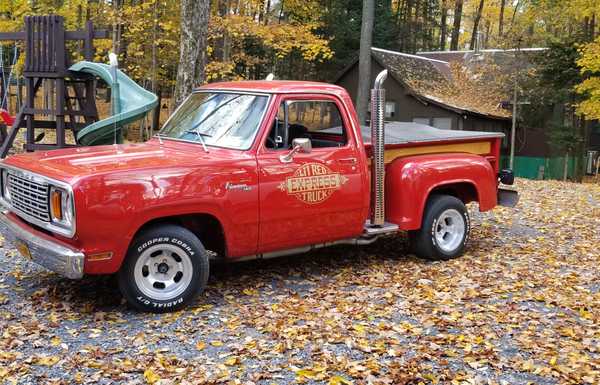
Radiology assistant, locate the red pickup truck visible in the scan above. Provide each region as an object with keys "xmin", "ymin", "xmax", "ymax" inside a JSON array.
[{"xmin": 0, "ymin": 71, "xmax": 516, "ymax": 312}]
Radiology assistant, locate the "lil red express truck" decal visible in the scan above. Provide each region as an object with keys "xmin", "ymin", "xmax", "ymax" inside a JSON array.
[{"xmin": 278, "ymin": 162, "xmax": 349, "ymax": 204}]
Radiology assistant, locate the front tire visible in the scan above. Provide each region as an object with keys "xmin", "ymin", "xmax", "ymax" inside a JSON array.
[
  {"xmin": 118, "ymin": 225, "xmax": 209, "ymax": 313},
  {"xmin": 409, "ymin": 195, "xmax": 470, "ymax": 260}
]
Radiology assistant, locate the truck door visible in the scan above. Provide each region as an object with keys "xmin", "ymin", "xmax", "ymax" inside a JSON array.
[{"xmin": 256, "ymin": 95, "xmax": 366, "ymax": 253}]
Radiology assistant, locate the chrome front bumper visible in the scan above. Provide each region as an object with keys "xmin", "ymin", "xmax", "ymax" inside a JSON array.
[{"xmin": 0, "ymin": 211, "xmax": 84, "ymax": 279}]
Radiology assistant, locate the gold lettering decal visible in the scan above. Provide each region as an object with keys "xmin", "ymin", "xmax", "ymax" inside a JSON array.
[{"xmin": 278, "ymin": 162, "xmax": 349, "ymax": 204}]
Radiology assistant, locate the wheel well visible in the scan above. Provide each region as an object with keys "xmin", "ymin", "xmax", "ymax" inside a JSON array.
[
  {"xmin": 134, "ymin": 214, "xmax": 226, "ymax": 258},
  {"xmin": 429, "ymin": 182, "xmax": 478, "ymax": 205}
]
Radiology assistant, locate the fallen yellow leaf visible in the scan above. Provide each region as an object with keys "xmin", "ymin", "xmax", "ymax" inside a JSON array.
[
  {"xmin": 144, "ymin": 368, "xmax": 161, "ymax": 384},
  {"xmin": 35, "ymin": 355, "xmax": 60, "ymax": 366},
  {"xmin": 329, "ymin": 375, "xmax": 353, "ymax": 385}
]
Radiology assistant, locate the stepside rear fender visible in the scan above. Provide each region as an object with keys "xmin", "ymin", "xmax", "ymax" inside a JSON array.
[{"xmin": 385, "ymin": 153, "xmax": 497, "ymax": 230}]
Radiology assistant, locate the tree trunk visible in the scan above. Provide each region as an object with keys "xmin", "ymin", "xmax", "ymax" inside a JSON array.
[
  {"xmin": 450, "ymin": 0, "xmax": 463, "ymax": 50},
  {"xmin": 151, "ymin": 0, "xmax": 159, "ymax": 93},
  {"xmin": 174, "ymin": 0, "xmax": 210, "ymax": 107},
  {"xmin": 440, "ymin": 0, "xmax": 448, "ymax": 50},
  {"xmin": 111, "ymin": 0, "xmax": 122, "ymax": 55},
  {"xmin": 264, "ymin": 0, "xmax": 271, "ymax": 25},
  {"xmin": 356, "ymin": 0, "xmax": 375, "ymax": 125},
  {"xmin": 510, "ymin": 0, "xmax": 521, "ymax": 28},
  {"xmin": 484, "ymin": 19, "xmax": 491, "ymax": 48},
  {"xmin": 498, "ymin": 0, "xmax": 506, "ymax": 37},
  {"xmin": 469, "ymin": 0, "xmax": 484, "ymax": 50},
  {"xmin": 400, "ymin": 0, "xmax": 414, "ymax": 51},
  {"xmin": 278, "ymin": 0, "xmax": 285, "ymax": 23},
  {"xmin": 412, "ymin": 0, "xmax": 421, "ymax": 53}
]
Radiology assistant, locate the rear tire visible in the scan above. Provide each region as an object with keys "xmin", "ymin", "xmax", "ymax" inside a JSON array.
[
  {"xmin": 118, "ymin": 225, "xmax": 209, "ymax": 313},
  {"xmin": 409, "ymin": 195, "xmax": 470, "ymax": 260}
]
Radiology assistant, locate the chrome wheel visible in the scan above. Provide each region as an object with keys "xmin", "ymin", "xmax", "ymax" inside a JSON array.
[
  {"xmin": 133, "ymin": 244, "xmax": 193, "ymax": 301},
  {"xmin": 434, "ymin": 209, "xmax": 465, "ymax": 253}
]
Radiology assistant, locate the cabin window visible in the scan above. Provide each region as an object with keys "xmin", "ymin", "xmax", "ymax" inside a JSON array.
[
  {"xmin": 433, "ymin": 117, "xmax": 452, "ymax": 130},
  {"xmin": 385, "ymin": 101, "xmax": 396, "ymax": 118},
  {"xmin": 266, "ymin": 100, "xmax": 347, "ymax": 150},
  {"xmin": 413, "ymin": 118, "xmax": 430, "ymax": 126},
  {"xmin": 412, "ymin": 117, "xmax": 453, "ymax": 130}
]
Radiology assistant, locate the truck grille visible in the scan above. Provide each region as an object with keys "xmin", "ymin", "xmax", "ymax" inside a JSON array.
[{"xmin": 7, "ymin": 173, "xmax": 51, "ymax": 222}]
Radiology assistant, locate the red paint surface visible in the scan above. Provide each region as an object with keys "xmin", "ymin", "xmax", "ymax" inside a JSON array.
[
  {"xmin": 385, "ymin": 153, "xmax": 498, "ymax": 230},
  {"xmin": 1, "ymin": 81, "xmax": 504, "ymax": 274},
  {"xmin": 0, "ymin": 109, "xmax": 14, "ymax": 126}
]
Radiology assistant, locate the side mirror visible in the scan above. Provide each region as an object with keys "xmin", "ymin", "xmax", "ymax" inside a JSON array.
[
  {"xmin": 292, "ymin": 138, "xmax": 312, "ymax": 153},
  {"xmin": 280, "ymin": 138, "xmax": 312, "ymax": 163}
]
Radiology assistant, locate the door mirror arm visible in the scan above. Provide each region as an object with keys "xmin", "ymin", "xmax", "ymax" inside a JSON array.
[{"xmin": 279, "ymin": 138, "xmax": 312, "ymax": 163}]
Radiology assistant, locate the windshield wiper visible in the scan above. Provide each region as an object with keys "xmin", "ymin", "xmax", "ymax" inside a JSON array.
[
  {"xmin": 183, "ymin": 95, "xmax": 243, "ymax": 153},
  {"xmin": 155, "ymin": 132, "xmax": 165, "ymax": 144},
  {"xmin": 184, "ymin": 130, "xmax": 211, "ymax": 153}
]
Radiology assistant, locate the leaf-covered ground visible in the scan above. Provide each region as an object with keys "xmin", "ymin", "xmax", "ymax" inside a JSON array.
[{"xmin": 0, "ymin": 179, "xmax": 599, "ymax": 385}]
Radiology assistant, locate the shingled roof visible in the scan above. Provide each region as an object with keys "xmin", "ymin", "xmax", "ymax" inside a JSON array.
[
  {"xmin": 335, "ymin": 47, "xmax": 512, "ymax": 120},
  {"xmin": 417, "ymin": 48, "xmax": 547, "ymax": 64},
  {"xmin": 369, "ymin": 48, "xmax": 511, "ymax": 119}
]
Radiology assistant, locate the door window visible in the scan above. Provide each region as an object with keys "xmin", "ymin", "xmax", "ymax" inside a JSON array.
[{"xmin": 266, "ymin": 100, "xmax": 347, "ymax": 150}]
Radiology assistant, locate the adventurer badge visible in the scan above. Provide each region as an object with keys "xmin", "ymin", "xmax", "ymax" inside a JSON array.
[{"xmin": 278, "ymin": 162, "xmax": 348, "ymax": 204}]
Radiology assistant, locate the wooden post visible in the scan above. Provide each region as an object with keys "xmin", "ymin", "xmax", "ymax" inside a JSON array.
[
  {"xmin": 563, "ymin": 152, "xmax": 569, "ymax": 181},
  {"xmin": 56, "ymin": 78, "xmax": 66, "ymax": 146},
  {"xmin": 84, "ymin": 20, "xmax": 94, "ymax": 61},
  {"xmin": 25, "ymin": 77, "xmax": 35, "ymax": 147},
  {"xmin": 55, "ymin": 17, "xmax": 66, "ymax": 147},
  {"xmin": 17, "ymin": 76, "xmax": 23, "ymax": 108},
  {"xmin": 0, "ymin": 71, "xmax": 6, "ymax": 110},
  {"xmin": 152, "ymin": 90, "xmax": 162, "ymax": 132}
]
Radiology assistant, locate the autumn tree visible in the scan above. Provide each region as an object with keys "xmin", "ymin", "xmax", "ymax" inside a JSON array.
[
  {"xmin": 450, "ymin": 0, "xmax": 463, "ymax": 50},
  {"xmin": 356, "ymin": 0, "xmax": 375, "ymax": 124},
  {"xmin": 174, "ymin": 0, "xmax": 210, "ymax": 107},
  {"xmin": 469, "ymin": 0, "xmax": 484, "ymax": 49},
  {"xmin": 440, "ymin": 0, "xmax": 449, "ymax": 50},
  {"xmin": 498, "ymin": 0, "xmax": 506, "ymax": 36},
  {"xmin": 576, "ymin": 36, "xmax": 600, "ymax": 120}
]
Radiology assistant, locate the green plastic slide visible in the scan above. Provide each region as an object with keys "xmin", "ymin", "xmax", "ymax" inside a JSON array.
[{"xmin": 69, "ymin": 61, "xmax": 159, "ymax": 146}]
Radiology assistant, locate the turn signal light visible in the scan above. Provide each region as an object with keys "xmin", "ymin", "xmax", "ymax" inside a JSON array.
[
  {"xmin": 50, "ymin": 190, "xmax": 63, "ymax": 221},
  {"xmin": 88, "ymin": 252, "xmax": 113, "ymax": 262}
]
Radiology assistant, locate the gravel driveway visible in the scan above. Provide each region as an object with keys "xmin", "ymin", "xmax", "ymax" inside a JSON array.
[{"xmin": 0, "ymin": 178, "xmax": 599, "ymax": 385}]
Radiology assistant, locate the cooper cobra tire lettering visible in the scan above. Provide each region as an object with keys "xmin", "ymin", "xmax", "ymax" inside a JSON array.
[
  {"xmin": 171, "ymin": 238, "xmax": 194, "ymax": 256},
  {"xmin": 137, "ymin": 237, "xmax": 171, "ymax": 253}
]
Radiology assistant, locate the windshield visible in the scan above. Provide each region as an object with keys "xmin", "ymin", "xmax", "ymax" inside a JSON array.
[{"xmin": 159, "ymin": 92, "xmax": 269, "ymax": 150}]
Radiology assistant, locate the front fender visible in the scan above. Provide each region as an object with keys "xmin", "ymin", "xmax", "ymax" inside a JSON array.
[
  {"xmin": 73, "ymin": 164, "xmax": 257, "ymax": 274},
  {"xmin": 385, "ymin": 153, "xmax": 497, "ymax": 230}
]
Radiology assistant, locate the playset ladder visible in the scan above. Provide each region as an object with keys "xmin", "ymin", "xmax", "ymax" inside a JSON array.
[{"xmin": 0, "ymin": 15, "xmax": 109, "ymax": 158}]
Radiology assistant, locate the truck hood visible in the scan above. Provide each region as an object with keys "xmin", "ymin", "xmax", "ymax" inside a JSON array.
[{"xmin": 1, "ymin": 140, "xmax": 239, "ymax": 182}]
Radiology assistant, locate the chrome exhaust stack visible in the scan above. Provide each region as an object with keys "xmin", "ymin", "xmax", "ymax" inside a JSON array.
[{"xmin": 370, "ymin": 70, "xmax": 388, "ymax": 227}]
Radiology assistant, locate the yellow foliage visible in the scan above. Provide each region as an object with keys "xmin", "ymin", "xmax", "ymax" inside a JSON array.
[{"xmin": 576, "ymin": 36, "xmax": 600, "ymax": 119}]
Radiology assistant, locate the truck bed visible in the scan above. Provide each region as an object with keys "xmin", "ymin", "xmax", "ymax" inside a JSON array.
[
  {"xmin": 360, "ymin": 122, "xmax": 504, "ymax": 146},
  {"xmin": 360, "ymin": 122, "xmax": 504, "ymax": 166}
]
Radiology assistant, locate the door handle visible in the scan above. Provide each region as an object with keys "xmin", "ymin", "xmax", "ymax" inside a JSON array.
[{"xmin": 338, "ymin": 157, "xmax": 357, "ymax": 165}]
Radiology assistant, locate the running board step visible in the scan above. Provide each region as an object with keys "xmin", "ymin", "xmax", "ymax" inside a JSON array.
[{"xmin": 364, "ymin": 221, "xmax": 399, "ymax": 235}]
